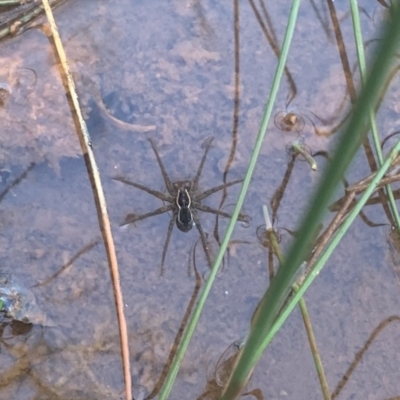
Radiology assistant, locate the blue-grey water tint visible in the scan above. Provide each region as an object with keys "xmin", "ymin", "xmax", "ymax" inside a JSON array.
[{"xmin": 0, "ymin": 0, "xmax": 399, "ymax": 399}]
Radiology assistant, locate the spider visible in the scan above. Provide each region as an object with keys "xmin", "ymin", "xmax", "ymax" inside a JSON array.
[{"xmin": 113, "ymin": 137, "xmax": 248, "ymax": 273}]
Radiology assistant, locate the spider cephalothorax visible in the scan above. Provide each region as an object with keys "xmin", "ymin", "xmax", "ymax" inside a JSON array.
[{"xmin": 114, "ymin": 137, "xmax": 247, "ymax": 273}]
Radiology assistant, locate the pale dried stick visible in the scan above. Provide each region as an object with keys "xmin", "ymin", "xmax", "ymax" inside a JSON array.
[{"xmin": 40, "ymin": 1, "xmax": 132, "ymax": 399}]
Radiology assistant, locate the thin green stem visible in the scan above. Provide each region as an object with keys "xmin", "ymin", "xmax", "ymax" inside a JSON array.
[
  {"xmin": 291, "ymin": 142, "xmax": 317, "ymax": 170},
  {"xmin": 220, "ymin": 5, "xmax": 400, "ymax": 400},
  {"xmin": 219, "ymin": 1, "xmax": 302, "ymax": 399},
  {"xmin": 258, "ymin": 133, "xmax": 400, "ymax": 361},
  {"xmin": 350, "ymin": 0, "xmax": 400, "ymax": 231},
  {"xmin": 264, "ymin": 206, "xmax": 330, "ymax": 400},
  {"xmin": 157, "ymin": 1, "xmax": 301, "ymax": 399}
]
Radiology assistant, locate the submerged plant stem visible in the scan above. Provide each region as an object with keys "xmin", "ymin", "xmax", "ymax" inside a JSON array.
[
  {"xmin": 291, "ymin": 142, "xmax": 317, "ymax": 170},
  {"xmin": 293, "ymin": 284, "xmax": 331, "ymax": 400},
  {"xmin": 0, "ymin": 0, "xmax": 65, "ymax": 40},
  {"xmin": 263, "ymin": 206, "xmax": 330, "ymax": 400},
  {"xmin": 40, "ymin": 1, "xmax": 131, "ymax": 399},
  {"xmin": 350, "ymin": 0, "xmax": 400, "ymax": 231},
  {"xmin": 220, "ymin": 1, "xmax": 302, "ymax": 398},
  {"xmin": 221, "ymin": 4, "xmax": 400, "ymax": 400},
  {"xmin": 158, "ymin": 2, "xmax": 302, "ymax": 399}
]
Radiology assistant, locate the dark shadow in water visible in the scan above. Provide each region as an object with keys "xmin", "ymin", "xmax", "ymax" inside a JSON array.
[
  {"xmin": 375, "ymin": 0, "xmax": 391, "ymax": 7},
  {"xmin": 0, "ymin": 320, "xmax": 33, "ymax": 354},
  {"xmin": 331, "ymin": 315, "xmax": 400, "ymax": 400},
  {"xmin": 309, "ymin": 0, "xmax": 333, "ymax": 42},
  {"xmin": 193, "ymin": 0, "xmax": 216, "ymax": 38}
]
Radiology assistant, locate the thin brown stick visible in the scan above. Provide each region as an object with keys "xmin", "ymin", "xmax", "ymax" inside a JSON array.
[
  {"xmin": 331, "ymin": 316, "xmax": 400, "ymax": 399},
  {"xmin": 263, "ymin": 206, "xmax": 330, "ymax": 400},
  {"xmin": 300, "ymin": 192, "xmax": 356, "ymax": 283},
  {"xmin": 40, "ymin": 1, "xmax": 132, "ymax": 399},
  {"xmin": 346, "ymin": 172, "xmax": 400, "ymax": 194},
  {"xmin": 32, "ymin": 239, "xmax": 100, "ymax": 288}
]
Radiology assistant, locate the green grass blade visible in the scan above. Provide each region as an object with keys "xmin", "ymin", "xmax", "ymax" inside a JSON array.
[
  {"xmin": 220, "ymin": 5, "xmax": 400, "ymax": 399},
  {"xmin": 350, "ymin": 0, "xmax": 400, "ymax": 230},
  {"xmin": 157, "ymin": 1, "xmax": 301, "ymax": 398}
]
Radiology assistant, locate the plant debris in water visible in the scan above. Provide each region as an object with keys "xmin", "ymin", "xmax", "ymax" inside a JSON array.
[{"xmin": 0, "ymin": 273, "xmax": 51, "ymax": 326}]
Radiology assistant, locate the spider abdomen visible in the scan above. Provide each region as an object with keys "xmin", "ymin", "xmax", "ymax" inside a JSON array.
[{"xmin": 176, "ymin": 189, "xmax": 194, "ymax": 232}]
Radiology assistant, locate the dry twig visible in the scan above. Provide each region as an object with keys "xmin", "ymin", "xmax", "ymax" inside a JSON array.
[{"xmin": 40, "ymin": 1, "xmax": 132, "ymax": 399}]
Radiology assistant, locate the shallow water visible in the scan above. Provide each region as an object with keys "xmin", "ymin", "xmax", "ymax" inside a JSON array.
[{"xmin": 0, "ymin": 0, "xmax": 400, "ymax": 399}]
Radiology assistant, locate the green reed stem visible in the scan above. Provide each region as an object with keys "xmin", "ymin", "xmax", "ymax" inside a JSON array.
[
  {"xmin": 220, "ymin": 4, "xmax": 400, "ymax": 399},
  {"xmin": 261, "ymin": 131, "xmax": 400, "ymax": 361},
  {"xmin": 350, "ymin": 0, "xmax": 400, "ymax": 232},
  {"xmin": 291, "ymin": 142, "xmax": 317, "ymax": 170},
  {"xmin": 157, "ymin": 1, "xmax": 301, "ymax": 399},
  {"xmin": 263, "ymin": 205, "xmax": 330, "ymax": 400}
]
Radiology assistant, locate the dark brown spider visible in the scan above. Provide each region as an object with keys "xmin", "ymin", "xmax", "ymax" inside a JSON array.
[{"xmin": 114, "ymin": 137, "xmax": 248, "ymax": 273}]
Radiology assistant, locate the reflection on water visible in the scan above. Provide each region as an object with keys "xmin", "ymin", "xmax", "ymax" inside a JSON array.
[
  {"xmin": 0, "ymin": 0, "xmax": 399, "ymax": 399},
  {"xmin": 0, "ymin": 321, "xmax": 125, "ymax": 399},
  {"xmin": 0, "ymin": 53, "xmax": 80, "ymax": 172}
]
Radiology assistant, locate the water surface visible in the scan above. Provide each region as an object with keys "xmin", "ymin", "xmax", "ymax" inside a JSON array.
[{"xmin": 0, "ymin": 1, "xmax": 400, "ymax": 399}]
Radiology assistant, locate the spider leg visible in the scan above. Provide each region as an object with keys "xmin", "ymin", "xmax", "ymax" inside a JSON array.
[
  {"xmin": 192, "ymin": 137, "xmax": 214, "ymax": 192},
  {"xmin": 193, "ymin": 203, "xmax": 249, "ymax": 223},
  {"xmin": 120, "ymin": 204, "xmax": 174, "ymax": 226},
  {"xmin": 113, "ymin": 176, "xmax": 172, "ymax": 202},
  {"xmin": 192, "ymin": 210, "xmax": 213, "ymax": 268},
  {"xmin": 149, "ymin": 139, "xmax": 175, "ymax": 194},
  {"xmin": 160, "ymin": 210, "xmax": 177, "ymax": 274},
  {"xmin": 195, "ymin": 179, "xmax": 243, "ymax": 201}
]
